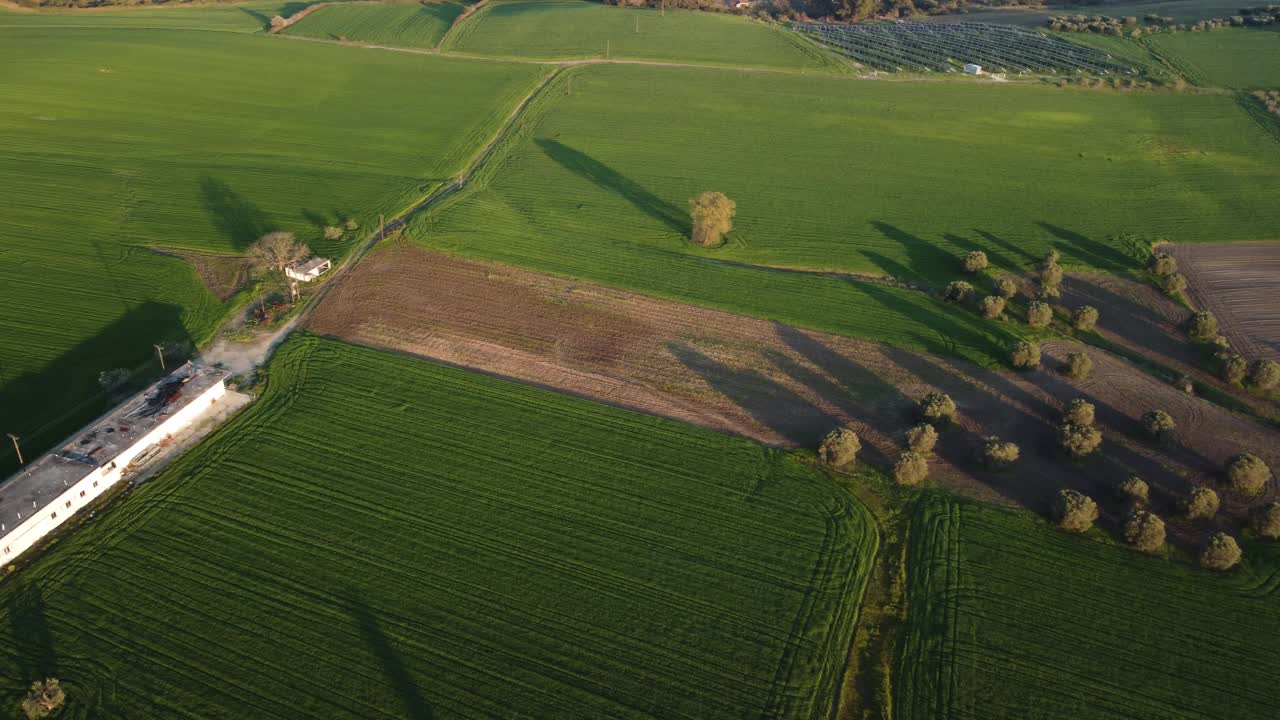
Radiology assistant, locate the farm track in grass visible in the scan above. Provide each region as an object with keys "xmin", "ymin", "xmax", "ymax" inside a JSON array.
[
  {"xmin": 309, "ymin": 244, "xmax": 1280, "ymax": 539},
  {"xmin": 0, "ymin": 334, "xmax": 877, "ymax": 719},
  {"xmin": 1165, "ymin": 241, "xmax": 1280, "ymax": 361},
  {"xmin": 0, "ymin": 27, "xmax": 546, "ymax": 471},
  {"xmin": 898, "ymin": 493, "xmax": 1280, "ymax": 720},
  {"xmin": 282, "ymin": 0, "xmax": 469, "ymax": 48}
]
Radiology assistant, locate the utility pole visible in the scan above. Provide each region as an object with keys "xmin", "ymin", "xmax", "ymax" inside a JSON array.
[
  {"xmin": 154, "ymin": 343, "xmax": 166, "ymax": 371},
  {"xmin": 7, "ymin": 433, "xmax": 22, "ymax": 466},
  {"xmin": 635, "ymin": 15, "xmax": 639, "ymax": 33},
  {"xmin": 379, "ymin": 213, "xmax": 385, "ymax": 243},
  {"xmin": 606, "ymin": 39, "xmax": 610, "ymax": 59}
]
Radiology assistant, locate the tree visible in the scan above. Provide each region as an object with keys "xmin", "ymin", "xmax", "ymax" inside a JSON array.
[
  {"xmin": 1059, "ymin": 422, "xmax": 1102, "ymax": 458},
  {"xmin": 1218, "ymin": 352, "xmax": 1247, "ymax": 385},
  {"xmin": 21, "ymin": 678, "xmax": 64, "ymax": 720},
  {"xmin": 689, "ymin": 191, "xmax": 735, "ymax": 246},
  {"xmin": 1140, "ymin": 409, "xmax": 1175, "ymax": 440},
  {"xmin": 323, "ymin": 226, "xmax": 344, "ymax": 241},
  {"xmin": 1123, "ymin": 510, "xmax": 1166, "ymax": 553},
  {"xmin": 1040, "ymin": 262, "xmax": 1064, "ymax": 298},
  {"xmin": 1027, "ymin": 301, "xmax": 1053, "ymax": 329},
  {"xmin": 1182, "ymin": 486, "xmax": 1220, "ymax": 519},
  {"xmin": 1187, "ymin": 310, "xmax": 1218, "ymax": 342},
  {"xmin": 818, "ymin": 427, "xmax": 860, "ymax": 468},
  {"xmin": 906, "ymin": 423, "xmax": 938, "ymax": 454},
  {"xmin": 1249, "ymin": 359, "xmax": 1280, "ymax": 390},
  {"xmin": 250, "ymin": 231, "xmax": 309, "ymax": 276},
  {"xmin": 994, "ymin": 276, "xmax": 1018, "ymax": 299},
  {"xmin": 343, "ymin": 218, "xmax": 359, "ymax": 231},
  {"xmin": 943, "ymin": 281, "xmax": 973, "ymax": 303},
  {"xmin": 1254, "ymin": 502, "xmax": 1280, "ymax": 539},
  {"xmin": 1071, "ymin": 305, "xmax": 1099, "ymax": 332},
  {"xmin": 979, "ymin": 295, "xmax": 1005, "ymax": 319},
  {"xmin": 962, "ymin": 250, "xmax": 989, "ymax": 273},
  {"xmin": 1063, "ymin": 398, "xmax": 1095, "ymax": 427},
  {"xmin": 1009, "ymin": 340, "xmax": 1040, "ymax": 369},
  {"xmin": 269, "ymin": 14, "xmax": 288, "ymax": 30},
  {"xmin": 1149, "ymin": 251, "xmax": 1177, "ymax": 276},
  {"xmin": 1064, "ymin": 351, "xmax": 1092, "ymax": 380},
  {"xmin": 1118, "ymin": 475, "xmax": 1149, "ymax": 505},
  {"xmin": 1200, "ymin": 532, "xmax": 1241, "ymax": 570},
  {"xmin": 1054, "ymin": 489, "xmax": 1098, "ymax": 532},
  {"xmin": 1162, "ymin": 272, "xmax": 1187, "ymax": 296},
  {"xmin": 894, "ymin": 451, "xmax": 929, "ymax": 486},
  {"xmin": 1226, "ymin": 453, "xmax": 1272, "ymax": 496},
  {"xmin": 918, "ymin": 392, "xmax": 957, "ymax": 426},
  {"xmin": 982, "ymin": 436, "xmax": 1020, "ymax": 467},
  {"xmin": 1044, "ymin": 249, "xmax": 1061, "ymax": 266}
]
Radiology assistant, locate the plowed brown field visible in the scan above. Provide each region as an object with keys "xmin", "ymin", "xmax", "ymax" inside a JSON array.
[{"xmin": 1166, "ymin": 241, "xmax": 1280, "ymax": 361}]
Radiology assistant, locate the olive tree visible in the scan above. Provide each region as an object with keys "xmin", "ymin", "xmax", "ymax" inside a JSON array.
[
  {"xmin": 1118, "ymin": 475, "xmax": 1149, "ymax": 505},
  {"xmin": 962, "ymin": 250, "xmax": 989, "ymax": 273},
  {"xmin": 918, "ymin": 392, "xmax": 957, "ymax": 426},
  {"xmin": 689, "ymin": 191, "xmax": 736, "ymax": 246},
  {"xmin": 1162, "ymin": 272, "xmax": 1187, "ymax": 296},
  {"xmin": 21, "ymin": 679, "xmax": 64, "ymax": 720},
  {"xmin": 1071, "ymin": 305, "xmax": 1099, "ymax": 332},
  {"xmin": 1226, "ymin": 453, "xmax": 1272, "ymax": 496},
  {"xmin": 1186, "ymin": 311, "xmax": 1218, "ymax": 343},
  {"xmin": 1218, "ymin": 352, "xmax": 1248, "ymax": 385},
  {"xmin": 943, "ymin": 281, "xmax": 973, "ymax": 303},
  {"xmin": 1249, "ymin": 359, "xmax": 1280, "ymax": 390},
  {"xmin": 1123, "ymin": 510, "xmax": 1166, "ymax": 553},
  {"xmin": 1182, "ymin": 486, "xmax": 1220, "ymax": 519},
  {"xmin": 1254, "ymin": 502, "xmax": 1280, "ymax": 539},
  {"xmin": 1009, "ymin": 340, "xmax": 1040, "ymax": 369},
  {"xmin": 1026, "ymin": 301, "xmax": 1053, "ymax": 329},
  {"xmin": 1140, "ymin": 410, "xmax": 1175, "ymax": 440},
  {"xmin": 894, "ymin": 451, "xmax": 929, "ymax": 486},
  {"xmin": 818, "ymin": 427, "xmax": 861, "ymax": 468},
  {"xmin": 994, "ymin": 276, "xmax": 1018, "ymax": 299},
  {"xmin": 1063, "ymin": 398, "xmax": 1095, "ymax": 427},
  {"xmin": 1200, "ymin": 532, "xmax": 1242, "ymax": 571},
  {"xmin": 1054, "ymin": 489, "xmax": 1099, "ymax": 532},
  {"xmin": 1059, "ymin": 423, "xmax": 1101, "ymax": 458},
  {"xmin": 982, "ymin": 436, "xmax": 1020, "ymax": 468},
  {"xmin": 906, "ymin": 423, "xmax": 938, "ymax": 454},
  {"xmin": 1064, "ymin": 351, "xmax": 1092, "ymax": 380},
  {"xmin": 979, "ymin": 295, "xmax": 1006, "ymax": 320},
  {"xmin": 1149, "ymin": 251, "xmax": 1177, "ymax": 276}
]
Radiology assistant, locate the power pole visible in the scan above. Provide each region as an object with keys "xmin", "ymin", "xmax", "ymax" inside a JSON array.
[
  {"xmin": 635, "ymin": 15, "xmax": 639, "ymax": 33},
  {"xmin": 7, "ymin": 433, "xmax": 22, "ymax": 466},
  {"xmin": 379, "ymin": 213, "xmax": 386, "ymax": 243},
  {"xmin": 606, "ymin": 39, "xmax": 610, "ymax": 59},
  {"xmin": 154, "ymin": 343, "xmax": 166, "ymax": 371}
]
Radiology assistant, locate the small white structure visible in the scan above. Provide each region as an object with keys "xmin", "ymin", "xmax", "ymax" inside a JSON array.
[
  {"xmin": 0, "ymin": 363, "xmax": 230, "ymax": 564},
  {"xmin": 285, "ymin": 257, "xmax": 332, "ymax": 282},
  {"xmin": 963, "ymin": 63, "xmax": 983, "ymax": 75}
]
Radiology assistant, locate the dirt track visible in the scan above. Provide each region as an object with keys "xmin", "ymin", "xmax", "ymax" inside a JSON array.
[
  {"xmin": 309, "ymin": 244, "xmax": 1280, "ymax": 542},
  {"xmin": 1165, "ymin": 241, "xmax": 1280, "ymax": 361}
]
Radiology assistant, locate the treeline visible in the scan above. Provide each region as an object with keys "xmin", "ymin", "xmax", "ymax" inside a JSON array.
[
  {"xmin": 1048, "ymin": 5, "xmax": 1280, "ymax": 35},
  {"xmin": 606, "ymin": 0, "xmax": 1038, "ymax": 23},
  {"xmin": 14, "ymin": 0, "xmax": 232, "ymax": 8}
]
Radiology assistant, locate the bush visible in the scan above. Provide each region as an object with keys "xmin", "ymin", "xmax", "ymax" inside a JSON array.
[
  {"xmin": 943, "ymin": 280, "xmax": 973, "ymax": 303},
  {"xmin": 1227, "ymin": 453, "xmax": 1272, "ymax": 496},
  {"xmin": 1187, "ymin": 310, "xmax": 1218, "ymax": 342},
  {"xmin": 1040, "ymin": 262, "xmax": 1064, "ymax": 290},
  {"xmin": 1254, "ymin": 502, "xmax": 1280, "ymax": 539},
  {"xmin": 1218, "ymin": 352, "xmax": 1248, "ymax": 385},
  {"xmin": 962, "ymin": 250, "xmax": 989, "ymax": 273},
  {"xmin": 1009, "ymin": 340, "xmax": 1040, "ymax": 369},
  {"xmin": 1162, "ymin": 272, "xmax": 1187, "ymax": 296},
  {"xmin": 994, "ymin": 276, "xmax": 1018, "ymax": 299},
  {"xmin": 1054, "ymin": 489, "xmax": 1098, "ymax": 532},
  {"xmin": 1123, "ymin": 510, "xmax": 1166, "ymax": 553},
  {"xmin": 818, "ymin": 427, "xmax": 861, "ymax": 468},
  {"xmin": 918, "ymin": 392, "xmax": 957, "ymax": 426},
  {"xmin": 1182, "ymin": 486, "xmax": 1220, "ymax": 519},
  {"xmin": 894, "ymin": 451, "xmax": 929, "ymax": 486},
  {"xmin": 22, "ymin": 678, "xmax": 64, "ymax": 720},
  {"xmin": 323, "ymin": 225, "xmax": 344, "ymax": 241},
  {"xmin": 906, "ymin": 423, "xmax": 938, "ymax": 454},
  {"xmin": 1063, "ymin": 351, "xmax": 1092, "ymax": 380},
  {"xmin": 1063, "ymin": 398, "xmax": 1095, "ymax": 427},
  {"xmin": 982, "ymin": 436, "xmax": 1020, "ymax": 467},
  {"xmin": 689, "ymin": 191, "xmax": 736, "ymax": 246},
  {"xmin": 1026, "ymin": 301, "xmax": 1053, "ymax": 329},
  {"xmin": 1248, "ymin": 358, "xmax": 1280, "ymax": 390},
  {"xmin": 1118, "ymin": 475, "xmax": 1149, "ymax": 505},
  {"xmin": 269, "ymin": 14, "xmax": 288, "ymax": 30},
  {"xmin": 1044, "ymin": 249, "xmax": 1061, "ymax": 266},
  {"xmin": 343, "ymin": 218, "xmax": 359, "ymax": 231},
  {"xmin": 1059, "ymin": 423, "xmax": 1102, "ymax": 458},
  {"xmin": 979, "ymin": 295, "xmax": 1005, "ymax": 319},
  {"xmin": 1140, "ymin": 409, "xmax": 1175, "ymax": 439},
  {"xmin": 1200, "ymin": 532, "xmax": 1242, "ymax": 570},
  {"xmin": 1071, "ymin": 305, "xmax": 1099, "ymax": 332},
  {"xmin": 1149, "ymin": 251, "xmax": 1177, "ymax": 276}
]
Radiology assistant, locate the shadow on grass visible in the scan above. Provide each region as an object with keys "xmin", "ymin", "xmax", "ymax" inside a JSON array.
[
  {"xmin": 200, "ymin": 177, "xmax": 274, "ymax": 252},
  {"xmin": 536, "ymin": 139, "xmax": 688, "ymax": 235},
  {"xmin": 1037, "ymin": 222, "xmax": 1138, "ymax": 273},
  {"xmin": 346, "ymin": 591, "xmax": 434, "ymax": 720},
  {"xmin": 8, "ymin": 583, "xmax": 57, "ymax": 682}
]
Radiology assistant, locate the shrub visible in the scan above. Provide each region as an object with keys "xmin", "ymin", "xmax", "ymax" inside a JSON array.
[
  {"xmin": 1026, "ymin": 301, "xmax": 1053, "ymax": 329},
  {"xmin": 1200, "ymin": 532, "xmax": 1242, "ymax": 570},
  {"xmin": 1063, "ymin": 351, "xmax": 1092, "ymax": 380},
  {"xmin": 1140, "ymin": 409, "xmax": 1175, "ymax": 439},
  {"xmin": 1149, "ymin": 251, "xmax": 1177, "ymax": 276},
  {"xmin": 343, "ymin": 218, "xmax": 359, "ymax": 231},
  {"xmin": 323, "ymin": 225, "xmax": 344, "ymax": 241},
  {"xmin": 962, "ymin": 250, "xmax": 989, "ymax": 273},
  {"xmin": 1248, "ymin": 359, "xmax": 1280, "ymax": 390},
  {"xmin": 22, "ymin": 678, "xmax": 64, "ymax": 720},
  {"xmin": 1009, "ymin": 340, "xmax": 1040, "ymax": 369},
  {"xmin": 1063, "ymin": 398, "xmax": 1095, "ymax": 427},
  {"xmin": 918, "ymin": 392, "xmax": 957, "ymax": 426},
  {"xmin": 1187, "ymin": 310, "xmax": 1218, "ymax": 342},
  {"xmin": 1182, "ymin": 486, "xmax": 1220, "ymax": 519},
  {"xmin": 1043, "ymin": 249, "xmax": 1061, "ymax": 266},
  {"xmin": 1040, "ymin": 262, "xmax": 1064, "ymax": 288},
  {"xmin": 1226, "ymin": 453, "xmax": 1272, "ymax": 496},
  {"xmin": 982, "ymin": 436, "xmax": 1020, "ymax": 467},
  {"xmin": 1254, "ymin": 502, "xmax": 1280, "ymax": 539},
  {"xmin": 1123, "ymin": 510, "xmax": 1166, "ymax": 553},
  {"xmin": 943, "ymin": 280, "xmax": 973, "ymax": 303},
  {"xmin": 1162, "ymin": 272, "xmax": 1187, "ymax": 296},
  {"xmin": 1054, "ymin": 489, "xmax": 1098, "ymax": 532},
  {"xmin": 894, "ymin": 451, "xmax": 929, "ymax": 486},
  {"xmin": 906, "ymin": 423, "xmax": 938, "ymax": 454},
  {"xmin": 1218, "ymin": 352, "xmax": 1248, "ymax": 385},
  {"xmin": 1118, "ymin": 475, "xmax": 1149, "ymax": 505},
  {"xmin": 689, "ymin": 191, "xmax": 736, "ymax": 246},
  {"xmin": 269, "ymin": 14, "xmax": 288, "ymax": 30},
  {"xmin": 818, "ymin": 427, "xmax": 861, "ymax": 468},
  {"xmin": 1071, "ymin": 305, "xmax": 1099, "ymax": 332},
  {"xmin": 994, "ymin": 276, "xmax": 1018, "ymax": 299},
  {"xmin": 1059, "ymin": 423, "xmax": 1102, "ymax": 458},
  {"xmin": 979, "ymin": 295, "xmax": 1005, "ymax": 319}
]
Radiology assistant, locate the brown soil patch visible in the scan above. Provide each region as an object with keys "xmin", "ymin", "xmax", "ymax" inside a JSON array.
[
  {"xmin": 1165, "ymin": 241, "xmax": 1280, "ymax": 361},
  {"xmin": 153, "ymin": 248, "xmax": 251, "ymax": 301},
  {"xmin": 309, "ymin": 244, "xmax": 1280, "ymax": 546}
]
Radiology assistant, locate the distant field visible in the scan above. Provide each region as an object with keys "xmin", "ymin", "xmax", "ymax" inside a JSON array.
[
  {"xmin": 919, "ymin": 0, "xmax": 1258, "ymax": 26},
  {"xmin": 283, "ymin": 0, "xmax": 468, "ymax": 47},
  {"xmin": 0, "ymin": 335, "xmax": 876, "ymax": 719},
  {"xmin": 0, "ymin": 27, "xmax": 545, "ymax": 468},
  {"xmin": 1149, "ymin": 28, "xmax": 1280, "ymax": 88},
  {"xmin": 897, "ymin": 494, "xmax": 1280, "ymax": 720},
  {"xmin": 0, "ymin": 0, "xmax": 303, "ymax": 31},
  {"xmin": 442, "ymin": 0, "xmax": 841, "ymax": 70}
]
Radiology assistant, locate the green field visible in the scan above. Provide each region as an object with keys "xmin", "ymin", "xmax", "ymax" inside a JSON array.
[
  {"xmin": 0, "ymin": 27, "xmax": 545, "ymax": 469},
  {"xmin": 0, "ymin": 1, "xmax": 304, "ymax": 31},
  {"xmin": 283, "ymin": 0, "xmax": 469, "ymax": 47},
  {"xmin": 0, "ymin": 335, "xmax": 876, "ymax": 719},
  {"xmin": 1149, "ymin": 28, "xmax": 1280, "ymax": 88},
  {"xmin": 441, "ymin": 0, "xmax": 841, "ymax": 70},
  {"xmin": 897, "ymin": 494, "xmax": 1280, "ymax": 719}
]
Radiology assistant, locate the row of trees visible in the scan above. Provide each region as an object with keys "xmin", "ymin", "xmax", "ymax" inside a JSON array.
[{"xmin": 1047, "ymin": 6, "xmax": 1280, "ymax": 35}]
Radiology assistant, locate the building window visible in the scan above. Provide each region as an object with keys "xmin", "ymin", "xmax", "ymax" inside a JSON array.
[
  {"xmin": 50, "ymin": 512, "xmax": 57, "ymax": 520},
  {"xmin": 2, "ymin": 547, "xmax": 9, "ymax": 555},
  {"xmin": 80, "ymin": 491, "xmax": 86, "ymax": 497},
  {"xmin": 65, "ymin": 501, "xmax": 72, "ymax": 508},
  {"xmin": 93, "ymin": 481, "xmax": 99, "ymax": 488}
]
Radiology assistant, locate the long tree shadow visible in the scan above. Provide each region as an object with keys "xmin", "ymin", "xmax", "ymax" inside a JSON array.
[
  {"xmin": 345, "ymin": 590, "xmax": 434, "ymax": 720},
  {"xmin": 8, "ymin": 583, "xmax": 57, "ymax": 682},
  {"xmin": 536, "ymin": 139, "xmax": 688, "ymax": 235},
  {"xmin": 973, "ymin": 229, "xmax": 1039, "ymax": 270},
  {"xmin": 199, "ymin": 177, "xmax": 274, "ymax": 251},
  {"xmin": 869, "ymin": 221, "xmax": 955, "ymax": 285},
  {"xmin": 1037, "ymin": 222, "xmax": 1137, "ymax": 273},
  {"xmin": 237, "ymin": 5, "xmax": 271, "ymax": 30}
]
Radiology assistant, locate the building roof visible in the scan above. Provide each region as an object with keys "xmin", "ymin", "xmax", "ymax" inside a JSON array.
[
  {"xmin": 290, "ymin": 257, "xmax": 330, "ymax": 274},
  {"xmin": 0, "ymin": 362, "xmax": 229, "ymax": 538}
]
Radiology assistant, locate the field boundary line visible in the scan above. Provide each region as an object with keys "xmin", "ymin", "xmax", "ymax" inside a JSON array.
[{"xmin": 436, "ymin": 0, "xmax": 488, "ymax": 49}]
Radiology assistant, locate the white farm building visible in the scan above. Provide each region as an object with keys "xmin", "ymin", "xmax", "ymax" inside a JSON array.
[
  {"xmin": 0, "ymin": 363, "xmax": 230, "ymax": 564},
  {"xmin": 285, "ymin": 257, "xmax": 332, "ymax": 282},
  {"xmin": 963, "ymin": 63, "xmax": 983, "ymax": 75}
]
